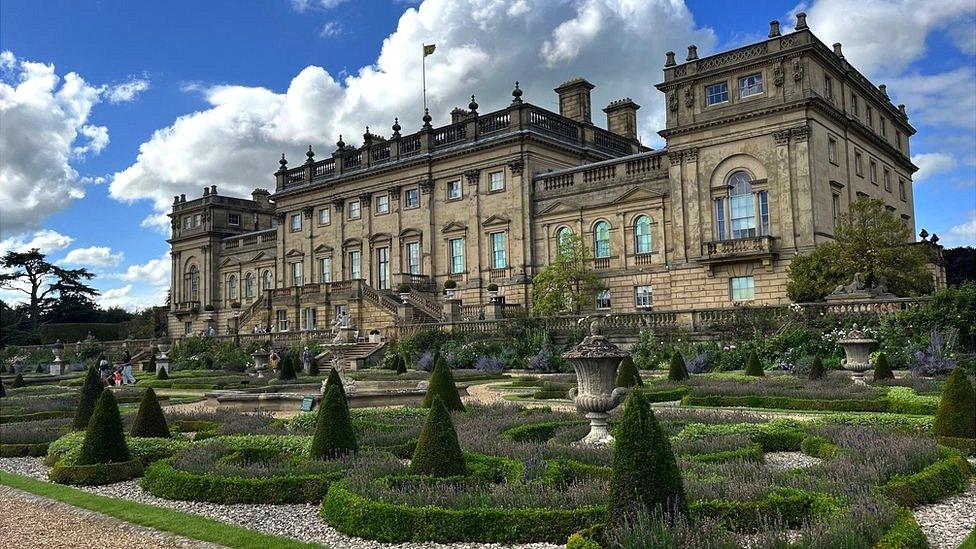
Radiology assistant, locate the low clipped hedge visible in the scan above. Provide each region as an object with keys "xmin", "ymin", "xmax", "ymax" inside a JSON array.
[
  {"xmin": 877, "ymin": 452, "xmax": 971, "ymax": 507},
  {"xmin": 47, "ymin": 431, "xmax": 190, "ymax": 466},
  {"xmin": 874, "ymin": 507, "xmax": 929, "ymax": 549},
  {"xmin": 49, "ymin": 459, "xmax": 144, "ymax": 486},
  {"xmin": 141, "ymin": 459, "xmax": 341, "ymax": 504},
  {"xmin": 321, "ymin": 481, "xmax": 604, "ymax": 543},
  {"xmin": 800, "ymin": 436, "xmax": 838, "ymax": 459},
  {"xmin": 0, "ymin": 442, "xmax": 50, "ymax": 457},
  {"xmin": 683, "ymin": 443, "xmax": 763, "ymax": 464},
  {"xmin": 642, "ymin": 385, "xmax": 689, "ymax": 403},
  {"xmin": 681, "ymin": 394, "xmax": 890, "ymax": 413},
  {"xmin": 0, "ymin": 410, "xmax": 73, "ymax": 424},
  {"xmin": 936, "ymin": 436, "xmax": 976, "ymax": 455},
  {"xmin": 502, "ymin": 420, "xmax": 585, "ymax": 443},
  {"xmin": 691, "ymin": 488, "xmax": 841, "ymax": 532},
  {"xmin": 169, "ymin": 420, "xmax": 219, "ymax": 434}
]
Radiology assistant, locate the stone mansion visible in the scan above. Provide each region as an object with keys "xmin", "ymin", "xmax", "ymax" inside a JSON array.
[{"xmin": 167, "ymin": 13, "xmax": 919, "ymax": 338}]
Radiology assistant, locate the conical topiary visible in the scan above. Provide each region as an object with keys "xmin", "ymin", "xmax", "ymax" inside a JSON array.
[
  {"xmin": 325, "ymin": 368, "xmax": 347, "ymax": 403},
  {"xmin": 0, "ymin": 381, "xmax": 6, "ymax": 398},
  {"xmin": 278, "ymin": 353, "xmax": 298, "ymax": 381},
  {"xmin": 307, "ymin": 354, "xmax": 320, "ymax": 377},
  {"xmin": 396, "ymin": 354, "xmax": 408, "ymax": 375},
  {"xmin": 156, "ymin": 366, "xmax": 169, "ymax": 380},
  {"xmin": 745, "ymin": 350, "xmax": 764, "ymax": 377},
  {"xmin": 874, "ymin": 353, "xmax": 894, "ymax": 380},
  {"xmin": 78, "ymin": 390, "xmax": 131, "ymax": 465},
  {"xmin": 616, "ymin": 356, "xmax": 643, "ymax": 387},
  {"xmin": 933, "ymin": 368, "xmax": 976, "ymax": 439},
  {"xmin": 410, "ymin": 395, "xmax": 466, "ymax": 477},
  {"xmin": 145, "ymin": 352, "xmax": 156, "ymax": 373},
  {"xmin": 131, "ymin": 388, "xmax": 170, "ymax": 438},
  {"xmin": 12, "ymin": 373, "xmax": 26, "ymax": 388},
  {"xmin": 422, "ymin": 354, "xmax": 464, "ymax": 411},
  {"xmin": 310, "ymin": 383, "xmax": 358, "ymax": 459},
  {"xmin": 608, "ymin": 389, "xmax": 687, "ymax": 522},
  {"xmin": 73, "ymin": 366, "xmax": 105, "ymax": 430},
  {"xmin": 808, "ymin": 356, "xmax": 825, "ymax": 381},
  {"xmin": 668, "ymin": 351, "xmax": 688, "ymax": 382}
]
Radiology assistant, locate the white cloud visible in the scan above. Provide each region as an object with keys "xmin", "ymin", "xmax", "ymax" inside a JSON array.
[
  {"xmin": 110, "ymin": 0, "xmax": 715, "ymax": 213},
  {"xmin": 73, "ymin": 124, "xmax": 110, "ymax": 156},
  {"xmin": 113, "ymin": 251, "xmax": 171, "ymax": 288},
  {"xmin": 319, "ymin": 21, "xmax": 343, "ymax": 38},
  {"xmin": 936, "ymin": 210, "xmax": 976, "ymax": 247},
  {"xmin": 97, "ymin": 284, "xmax": 165, "ymax": 311},
  {"xmin": 0, "ymin": 229, "xmax": 73, "ymax": 255},
  {"xmin": 103, "ymin": 76, "xmax": 150, "ymax": 103},
  {"xmin": 291, "ymin": 0, "xmax": 348, "ymax": 12},
  {"xmin": 59, "ymin": 246, "xmax": 123, "ymax": 268},
  {"xmin": 140, "ymin": 213, "xmax": 172, "ymax": 235},
  {"xmin": 912, "ymin": 152, "xmax": 958, "ymax": 182}
]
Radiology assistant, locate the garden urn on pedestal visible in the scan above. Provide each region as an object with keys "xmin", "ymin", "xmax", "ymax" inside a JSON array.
[
  {"xmin": 562, "ymin": 317, "xmax": 629, "ymax": 446},
  {"xmin": 251, "ymin": 348, "xmax": 270, "ymax": 378},
  {"xmin": 837, "ymin": 324, "xmax": 877, "ymax": 385},
  {"xmin": 155, "ymin": 339, "xmax": 172, "ymax": 377},
  {"xmin": 49, "ymin": 340, "xmax": 65, "ymax": 375}
]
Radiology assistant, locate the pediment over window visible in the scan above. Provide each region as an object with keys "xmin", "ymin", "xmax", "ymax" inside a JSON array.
[
  {"xmin": 537, "ymin": 200, "xmax": 580, "ymax": 216},
  {"xmin": 482, "ymin": 214, "xmax": 511, "ymax": 228},
  {"xmin": 440, "ymin": 221, "xmax": 467, "ymax": 234},
  {"xmin": 312, "ymin": 244, "xmax": 333, "ymax": 254},
  {"xmin": 369, "ymin": 232, "xmax": 392, "ymax": 244},
  {"xmin": 400, "ymin": 228, "xmax": 423, "ymax": 239},
  {"xmin": 218, "ymin": 257, "xmax": 242, "ymax": 267},
  {"xmin": 248, "ymin": 251, "xmax": 277, "ymax": 263},
  {"xmin": 342, "ymin": 237, "xmax": 363, "ymax": 248},
  {"xmin": 611, "ymin": 186, "xmax": 666, "ymax": 204},
  {"xmin": 285, "ymin": 248, "xmax": 305, "ymax": 258}
]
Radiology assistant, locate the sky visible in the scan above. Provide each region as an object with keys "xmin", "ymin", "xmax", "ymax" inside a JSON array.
[{"xmin": 1, "ymin": 0, "xmax": 974, "ymax": 311}]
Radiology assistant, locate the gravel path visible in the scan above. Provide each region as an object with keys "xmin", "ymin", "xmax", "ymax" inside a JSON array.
[
  {"xmin": 763, "ymin": 452, "xmax": 823, "ymax": 471},
  {"xmin": 913, "ymin": 478, "xmax": 976, "ymax": 549},
  {"xmin": 0, "ymin": 484, "xmax": 216, "ymax": 549},
  {"xmin": 0, "ymin": 457, "xmax": 558, "ymax": 549}
]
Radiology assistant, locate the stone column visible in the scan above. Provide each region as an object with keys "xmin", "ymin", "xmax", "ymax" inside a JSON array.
[
  {"xmin": 667, "ymin": 151, "xmax": 687, "ymax": 261},
  {"xmin": 773, "ymin": 129, "xmax": 797, "ymax": 250},
  {"xmin": 443, "ymin": 298, "xmax": 461, "ymax": 322},
  {"xmin": 684, "ymin": 148, "xmax": 702, "ymax": 259}
]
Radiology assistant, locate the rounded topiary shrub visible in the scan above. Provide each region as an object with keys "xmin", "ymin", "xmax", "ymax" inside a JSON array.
[
  {"xmin": 310, "ymin": 383, "xmax": 358, "ymax": 459},
  {"xmin": 608, "ymin": 389, "xmax": 687, "ymax": 522},
  {"xmin": 422, "ymin": 354, "xmax": 464, "ymax": 412},
  {"xmin": 12, "ymin": 373, "xmax": 26, "ymax": 388},
  {"xmin": 933, "ymin": 367, "xmax": 976, "ymax": 439},
  {"xmin": 616, "ymin": 356, "xmax": 642, "ymax": 388},
  {"xmin": 78, "ymin": 390, "xmax": 131, "ymax": 465},
  {"xmin": 808, "ymin": 356, "xmax": 825, "ymax": 381},
  {"xmin": 156, "ymin": 366, "xmax": 169, "ymax": 380},
  {"xmin": 73, "ymin": 366, "xmax": 104, "ymax": 430},
  {"xmin": 874, "ymin": 353, "xmax": 894, "ymax": 380},
  {"xmin": 667, "ymin": 351, "xmax": 688, "ymax": 382},
  {"xmin": 396, "ymin": 354, "xmax": 408, "ymax": 375},
  {"xmin": 745, "ymin": 350, "xmax": 765, "ymax": 377},
  {"xmin": 131, "ymin": 388, "xmax": 170, "ymax": 438},
  {"xmin": 410, "ymin": 396, "xmax": 466, "ymax": 477}
]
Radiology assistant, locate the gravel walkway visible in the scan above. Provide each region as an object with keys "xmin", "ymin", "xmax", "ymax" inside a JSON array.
[
  {"xmin": 763, "ymin": 452, "xmax": 823, "ymax": 471},
  {"xmin": 0, "ymin": 457, "xmax": 558, "ymax": 549},
  {"xmin": 0, "ymin": 485, "xmax": 216, "ymax": 548},
  {"xmin": 913, "ymin": 478, "xmax": 976, "ymax": 549}
]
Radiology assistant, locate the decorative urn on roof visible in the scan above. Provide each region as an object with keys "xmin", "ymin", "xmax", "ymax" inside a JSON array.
[{"xmin": 562, "ymin": 316, "xmax": 629, "ymax": 445}]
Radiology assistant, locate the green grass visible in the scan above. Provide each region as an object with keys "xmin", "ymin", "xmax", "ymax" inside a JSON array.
[
  {"xmin": 0, "ymin": 471, "xmax": 326, "ymax": 548},
  {"xmin": 961, "ymin": 523, "xmax": 976, "ymax": 549}
]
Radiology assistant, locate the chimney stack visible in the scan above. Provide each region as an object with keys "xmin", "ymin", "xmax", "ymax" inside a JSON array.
[
  {"xmin": 604, "ymin": 98, "xmax": 641, "ymax": 141},
  {"xmin": 664, "ymin": 51, "xmax": 676, "ymax": 67},
  {"xmin": 833, "ymin": 43, "xmax": 844, "ymax": 58},
  {"xmin": 203, "ymin": 187, "xmax": 210, "ymax": 196},
  {"xmin": 795, "ymin": 12, "xmax": 808, "ymax": 30},
  {"xmin": 210, "ymin": 185, "xmax": 217, "ymax": 195},
  {"xmin": 686, "ymin": 45, "xmax": 699, "ymax": 61},
  {"xmin": 879, "ymin": 84, "xmax": 888, "ymax": 98},
  {"xmin": 553, "ymin": 77, "xmax": 595, "ymax": 124},
  {"xmin": 251, "ymin": 188, "xmax": 271, "ymax": 209},
  {"xmin": 769, "ymin": 20, "xmax": 781, "ymax": 38}
]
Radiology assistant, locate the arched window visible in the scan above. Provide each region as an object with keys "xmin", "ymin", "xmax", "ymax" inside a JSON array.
[
  {"xmin": 593, "ymin": 221, "xmax": 611, "ymax": 258},
  {"xmin": 186, "ymin": 266, "xmax": 199, "ymax": 301},
  {"xmin": 556, "ymin": 227, "xmax": 573, "ymax": 250},
  {"xmin": 261, "ymin": 270, "xmax": 272, "ymax": 290},
  {"xmin": 227, "ymin": 275, "xmax": 238, "ymax": 300},
  {"xmin": 244, "ymin": 273, "xmax": 254, "ymax": 298},
  {"xmin": 634, "ymin": 215, "xmax": 652, "ymax": 254},
  {"xmin": 714, "ymin": 170, "xmax": 769, "ymax": 240}
]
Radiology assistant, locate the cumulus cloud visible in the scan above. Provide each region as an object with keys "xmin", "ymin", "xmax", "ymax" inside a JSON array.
[
  {"xmin": 113, "ymin": 251, "xmax": 171, "ymax": 288},
  {"xmin": 0, "ymin": 229, "xmax": 73, "ymax": 255},
  {"xmin": 936, "ymin": 210, "xmax": 976, "ymax": 247},
  {"xmin": 109, "ymin": 0, "xmax": 715, "ymax": 213},
  {"xmin": 140, "ymin": 213, "xmax": 172, "ymax": 235},
  {"xmin": 291, "ymin": 0, "xmax": 348, "ymax": 12},
  {"xmin": 103, "ymin": 76, "xmax": 150, "ymax": 103},
  {"xmin": 912, "ymin": 152, "xmax": 958, "ymax": 182},
  {"xmin": 59, "ymin": 246, "xmax": 123, "ymax": 268},
  {"xmin": 319, "ymin": 21, "xmax": 343, "ymax": 37}
]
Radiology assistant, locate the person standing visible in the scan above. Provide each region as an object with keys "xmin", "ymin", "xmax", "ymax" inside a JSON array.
[
  {"xmin": 269, "ymin": 349, "xmax": 280, "ymax": 373},
  {"xmin": 121, "ymin": 350, "xmax": 137, "ymax": 385},
  {"xmin": 302, "ymin": 347, "xmax": 314, "ymax": 375}
]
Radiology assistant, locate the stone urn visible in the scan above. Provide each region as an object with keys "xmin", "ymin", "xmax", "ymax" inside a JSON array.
[
  {"xmin": 251, "ymin": 348, "xmax": 270, "ymax": 378},
  {"xmin": 49, "ymin": 340, "xmax": 66, "ymax": 375},
  {"xmin": 156, "ymin": 339, "xmax": 172, "ymax": 360},
  {"xmin": 562, "ymin": 318, "xmax": 629, "ymax": 446},
  {"xmin": 837, "ymin": 323, "xmax": 877, "ymax": 384}
]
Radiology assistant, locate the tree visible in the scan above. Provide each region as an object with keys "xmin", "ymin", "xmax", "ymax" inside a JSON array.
[
  {"xmin": 667, "ymin": 351, "xmax": 688, "ymax": 381},
  {"xmin": 745, "ymin": 350, "xmax": 764, "ymax": 376},
  {"xmin": 422, "ymin": 354, "xmax": 464, "ymax": 412},
  {"xmin": 787, "ymin": 198, "xmax": 933, "ymax": 302},
  {"xmin": 325, "ymin": 367, "xmax": 346, "ymax": 402},
  {"xmin": 410, "ymin": 396, "xmax": 467, "ymax": 477},
  {"xmin": 873, "ymin": 353, "xmax": 894, "ymax": 380},
  {"xmin": 310, "ymin": 383, "xmax": 358, "ymax": 459},
  {"xmin": 395, "ymin": 354, "xmax": 408, "ymax": 375},
  {"xmin": 933, "ymin": 368, "xmax": 975, "ymax": 439},
  {"xmin": 616, "ymin": 356, "xmax": 643, "ymax": 387},
  {"xmin": 531, "ymin": 234, "xmax": 605, "ymax": 315},
  {"xmin": 12, "ymin": 373, "xmax": 26, "ymax": 388},
  {"xmin": 808, "ymin": 356, "xmax": 825, "ymax": 381},
  {"xmin": 0, "ymin": 249, "xmax": 99, "ymax": 330},
  {"xmin": 278, "ymin": 353, "xmax": 298, "ymax": 381},
  {"xmin": 608, "ymin": 389, "xmax": 687, "ymax": 522},
  {"xmin": 944, "ymin": 246, "xmax": 975, "ymax": 287},
  {"xmin": 131, "ymin": 388, "xmax": 170, "ymax": 438},
  {"xmin": 78, "ymin": 390, "xmax": 131, "ymax": 465},
  {"xmin": 73, "ymin": 366, "xmax": 105, "ymax": 430}
]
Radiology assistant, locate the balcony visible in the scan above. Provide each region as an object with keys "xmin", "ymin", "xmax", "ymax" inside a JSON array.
[
  {"xmin": 701, "ymin": 235, "xmax": 776, "ymax": 272},
  {"xmin": 172, "ymin": 301, "xmax": 200, "ymax": 317}
]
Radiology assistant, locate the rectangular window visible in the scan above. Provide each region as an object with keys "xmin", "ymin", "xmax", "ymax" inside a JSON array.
[
  {"xmin": 349, "ymin": 251, "xmax": 361, "ymax": 279},
  {"xmin": 194, "ymin": 213, "xmax": 202, "ymax": 227},
  {"xmin": 596, "ymin": 289, "xmax": 611, "ymax": 310},
  {"xmin": 301, "ymin": 307, "xmax": 316, "ymax": 331},
  {"xmin": 738, "ymin": 73, "xmax": 764, "ymax": 98},
  {"xmin": 290, "ymin": 213, "xmax": 301, "ymax": 232},
  {"xmin": 832, "ymin": 193, "xmax": 841, "ymax": 228},
  {"xmin": 489, "ymin": 171, "xmax": 504, "ymax": 192},
  {"xmin": 491, "ymin": 232, "xmax": 507, "ymax": 269},
  {"xmin": 375, "ymin": 194, "xmax": 389, "ymax": 214},
  {"xmin": 319, "ymin": 208, "xmax": 330, "ymax": 225},
  {"xmin": 706, "ymin": 82, "xmax": 729, "ymax": 105},
  {"xmin": 376, "ymin": 247, "xmax": 389, "ymax": 290},
  {"xmin": 896, "ymin": 131, "xmax": 902, "ymax": 151},
  {"xmin": 880, "ymin": 117, "xmax": 887, "ymax": 138},
  {"xmin": 404, "ymin": 188, "xmax": 420, "ymax": 208},
  {"xmin": 855, "ymin": 150, "xmax": 864, "ymax": 176},
  {"xmin": 866, "ymin": 106, "xmax": 874, "ymax": 129},
  {"xmin": 276, "ymin": 310, "xmax": 289, "ymax": 332},
  {"xmin": 869, "ymin": 160, "xmax": 878, "ymax": 184},
  {"xmin": 348, "ymin": 200, "xmax": 361, "ymax": 220},
  {"xmin": 447, "ymin": 180, "xmax": 462, "ymax": 200},
  {"xmin": 291, "ymin": 261, "xmax": 303, "ymax": 287},
  {"xmin": 884, "ymin": 169, "xmax": 892, "ymax": 192},
  {"xmin": 851, "ymin": 94, "xmax": 859, "ymax": 117},
  {"xmin": 184, "ymin": 321, "xmax": 192, "ymax": 335},
  {"xmin": 730, "ymin": 276, "xmax": 755, "ymax": 301},
  {"xmin": 715, "ymin": 198, "xmax": 726, "ymax": 240},
  {"xmin": 634, "ymin": 285, "xmax": 653, "ymax": 309},
  {"xmin": 730, "ymin": 194, "xmax": 756, "ymax": 239},
  {"xmin": 449, "ymin": 238, "xmax": 464, "ymax": 274},
  {"xmin": 183, "ymin": 217, "xmax": 190, "ymax": 229},
  {"xmin": 899, "ymin": 179, "xmax": 907, "ymax": 201},
  {"xmin": 828, "ymin": 137, "xmax": 838, "ymax": 165},
  {"xmin": 824, "ymin": 75, "xmax": 833, "ymax": 100},
  {"xmin": 228, "ymin": 212, "xmax": 240, "ymax": 226},
  {"xmin": 758, "ymin": 190, "xmax": 769, "ymax": 236},
  {"xmin": 319, "ymin": 257, "xmax": 331, "ymax": 284},
  {"xmin": 406, "ymin": 242, "xmax": 421, "ymax": 275}
]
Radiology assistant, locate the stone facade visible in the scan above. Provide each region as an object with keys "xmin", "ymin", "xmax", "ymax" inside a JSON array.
[{"xmin": 168, "ymin": 16, "xmax": 923, "ymax": 338}]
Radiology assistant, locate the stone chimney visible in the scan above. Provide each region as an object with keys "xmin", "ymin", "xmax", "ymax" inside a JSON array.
[
  {"xmin": 769, "ymin": 20, "xmax": 781, "ymax": 38},
  {"xmin": 554, "ymin": 77, "xmax": 595, "ymax": 124},
  {"xmin": 833, "ymin": 43, "xmax": 844, "ymax": 59},
  {"xmin": 603, "ymin": 98, "xmax": 640, "ymax": 141},
  {"xmin": 251, "ymin": 188, "xmax": 271, "ymax": 209},
  {"xmin": 795, "ymin": 12, "xmax": 808, "ymax": 30}
]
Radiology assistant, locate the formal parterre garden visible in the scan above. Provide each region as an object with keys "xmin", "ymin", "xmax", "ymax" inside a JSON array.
[{"xmin": 0, "ymin": 284, "xmax": 974, "ymax": 548}]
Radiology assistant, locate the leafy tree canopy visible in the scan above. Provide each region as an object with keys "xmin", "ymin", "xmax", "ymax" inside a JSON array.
[
  {"xmin": 0, "ymin": 249, "xmax": 99, "ymax": 331},
  {"xmin": 531, "ymin": 233, "xmax": 605, "ymax": 315}
]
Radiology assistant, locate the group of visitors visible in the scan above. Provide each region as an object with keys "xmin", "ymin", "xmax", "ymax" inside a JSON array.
[
  {"xmin": 265, "ymin": 347, "xmax": 315, "ymax": 373},
  {"xmin": 97, "ymin": 351, "xmax": 137, "ymax": 386},
  {"xmin": 251, "ymin": 324, "xmax": 269, "ymax": 334}
]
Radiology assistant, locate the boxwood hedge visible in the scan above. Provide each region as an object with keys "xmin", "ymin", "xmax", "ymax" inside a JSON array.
[
  {"xmin": 877, "ymin": 452, "xmax": 971, "ymax": 507},
  {"xmin": 49, "ymin": 459, "xmax": 144, "ymax": 486}
]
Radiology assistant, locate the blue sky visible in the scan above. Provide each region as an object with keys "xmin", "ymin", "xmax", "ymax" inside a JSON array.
[{"xmin": 1, "ymin": 0, "xmax": 974, "ymax": 310}]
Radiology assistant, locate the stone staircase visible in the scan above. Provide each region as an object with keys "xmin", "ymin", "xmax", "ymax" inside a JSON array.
[{"xmin": 315, "ymin": 341, "xmax": 386, "ymax": 370}]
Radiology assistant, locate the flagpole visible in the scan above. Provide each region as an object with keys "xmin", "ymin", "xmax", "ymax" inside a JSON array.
[{"xmin": 422, "ymin": 43, "xmax": 428, "ymax": 112}]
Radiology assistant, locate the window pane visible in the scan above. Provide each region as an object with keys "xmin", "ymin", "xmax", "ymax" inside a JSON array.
[
  {"xmin": 491, "ymin": 233, "xmax": 506, "ymax": 268},
  {"xmin": 291, "ymin": 214, "xmax": 301, "ymax": 230},
  {"xmin": 738, "ymin": 73, "xmax": 763, "ymax": 97},
  {"xmin": 320, "ymin": 258, "xmax": 331, "ymax": 283},
  {"xmin": 448, "ymin": 180, "xmax": 461, "ymax": 199},
  {"xmin": 377, "ymin": 247, "xmax": 389, "ymax": 289},
  {"xmin": 730, "ymin": 195, "xmax": 756, "ymax": 238},
  {"xmin": 349, "ymin": 201, "xmax": 361, "ymax": 219},
  {"xmin": 715, "ymin": 198, "xmax": 726, "ymax": 240},
  {"xmin": 406, "ymin": 188, "xmax": 420, "ymax": 207},
  {"xmin": 376, "ymin": 195, "xmax": 389, "ymax": 213},
  {"xmin": 706, "ymin": 82, "xmax": 729, "ymax": 105},
  {"xmin": 596, "ymin": 289, "xmax": 611, "ymax": 309},
  {"xmin": 634, "ymin": 285, "xmax": 653, "ymax": 308},
  {"xmin": 758, "ymin": 191, "xmax": 769, "ymax": 236},
  {"xmin": 634, "ymin": 216, "xmax": 652, "ymax": 253},
  {"xmin": 450, "ymin": 238, "xmax": 464, "ymax": 273},
  {"xmin": 730, "ymin": 276, "xmax": 755, "ymax": 301},
  {"xmin": 594, "ymin": 222, "xmax": 611, "ymax": 258},
  {"xmin": 406, "ymin": 242, "xmax": 421, "ymax": 274},
  {"xmin": 319, "ymin": 208, "xmax": 330, "ymax": 224},
  {"xmin": 350, "ymin": 251, "xmax": 361, "ymax": 279},
  {"xmin": 489, "ymin": 172, "xmax": 504, "ymax": 191}
]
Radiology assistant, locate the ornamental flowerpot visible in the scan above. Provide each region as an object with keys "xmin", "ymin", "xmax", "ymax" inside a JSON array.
[
  {"xmin": 399, "ymin": 293, "xmax": 411, "ymax": 303},
  {"xmin": 561, "ymin": 317, "xmax": 629, "ymax": 445},
  {"xmin": 156, "ymin": 339, "xmax": 171, "ymax": 360},
  {"xmin": 837, "ymin": 323, "xmax": 877, "ymax": 384}
]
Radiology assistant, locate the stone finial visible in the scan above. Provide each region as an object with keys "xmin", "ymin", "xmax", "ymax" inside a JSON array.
[
  {"xmin": 391, "ymin": 117, "xmax": 401, "ymax": 136},
  {"xmin": 686, "ymin": 44, "xmax": 698, "ymax": 61},
  {"xmin": 930, "ymin": 233, "xmax": 940, "ymax": 244},
  {"xmin": 511, "ymin": 81, "xmax": 523, "ymax": 104},
  {"xmin": 173, "ymin": 195, "xmax": 180, "ymax": 205},
  {"xmin": 769, "ymin": 20, "xmax": 781, "ymax": 38},
  {"xmin": 363, "ymin": 127, "xmax": 372, "ymax": 143},
  {"xmin": 833, "ymin": 43, "xmax": 844, "ymax": 59},
  {"xmin": 468, "ymin": 94, "xmax": 478, "ymax": 113},
  {"xmin": 879, "ymin": 84, "xmax": 888, "ymax": 97},
  {"xmin": 336, "ymin": 134, "xmax": 345, "ymax": 149},
  {"xmin": 180, "ymin": 194, "xmax": 186, "ymax": 202},
  {"xmin": 898, "ymin": 104, "xmax": 907, "ymax": 116},
  {"xmin": 211, "ymin": 185, "xmax": 217, "ymax": 195},
  {"xmin": 664, "ymin": 50, "xmax": 676, "ymax": 67},
  {"xmin": 795, "ymin": 11, "xmax": 808, "ymax": 30},
  {"xmin": 422, "ymin": 108, "xmax": 432, "ymax": 128},
  {"xmin": 919, "ymin": 229, "xmax": 929, "ymax": 241},
  {"xmin": 278, "ymin": 153, "xmax": 287, "ymax": 170},
  {"xmin": 203, "ymin": 186, "xmax": 210, "ymax": 196},
  {"xmin": 306, "ymin": 145, "xmax": 315, "ymax": 163}
]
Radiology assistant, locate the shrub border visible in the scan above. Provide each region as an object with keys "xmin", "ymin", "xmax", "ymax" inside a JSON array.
[
  {"xmin": 0, "ymin": 441, "xmax": 50, "ymax": 457},
  {"xmin": 681, "ymin": 394, "xmax": 891, "ymax": 413},
  {"xmin": 682, "ymin": 443, "xmax": 763, "ymax": 463},
  {"xmin": 49, "ymin": 459, "xmax": 144, "ymax": 486},
  {"xmin": 0, "ymin": 410, "xmax": 73, "ymax": 424},
  {"xmin": 877, "ymin": 452, "xmax": 972, "ymax": 507}
]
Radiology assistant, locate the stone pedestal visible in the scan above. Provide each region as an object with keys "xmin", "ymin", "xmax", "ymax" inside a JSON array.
[
  {"xmin": 562, "ymin": 318, "xmax": 629, "ymax": 446},
  {"xmin": 484, "ymin": 297, "xmax": 504, "ymax": 321},
  {"xmin": 48, "ymin": 358, "xmax": 66, "ymax": 376},
  {"xmin": 397, "ymin": 303, "xmax": 414, "ymax": 323},
  {"xmin": 156, "ymin": 357, "xmax": 170, "ymax": 377},
  {"xmin": 334, "ymin": 326, "xmax": 357, "ymax": 344},
  {"xmin": 838, "ymin": 324, "xmax": 877, "ymax": 386},
  {"xmin": 443, "ymin": 299, "xmax": 461, "ymax": 322},
  {"xmin": 251, "ymin": 349, "xmax": 269, "ymax": 378}
]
